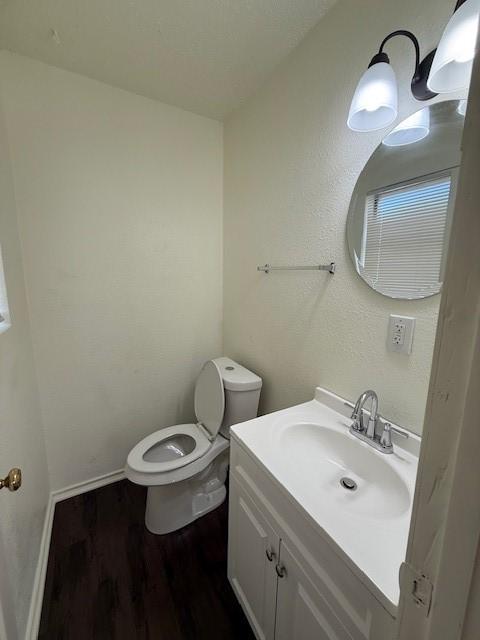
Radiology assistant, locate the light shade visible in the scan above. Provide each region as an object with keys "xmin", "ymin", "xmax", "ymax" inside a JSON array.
[
  {"xmin": 382, "ymin": 107, "xmax": 430, "ymax": 146},
  {"xmin": 457, "ymin": 98, "xmax": 468, "ymax": 114},
  {"xmin": 427, "ymin": 0, "xmax": 480, "ymax": 93},
  {"xmin": 347, "ymin": 62, "xmax": 398, "ymax": 132}
]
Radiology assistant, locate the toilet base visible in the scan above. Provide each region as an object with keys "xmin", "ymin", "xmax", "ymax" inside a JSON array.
[{"xmin": 144, "ymin": 450, "xmax": 229, "ymax": 534}]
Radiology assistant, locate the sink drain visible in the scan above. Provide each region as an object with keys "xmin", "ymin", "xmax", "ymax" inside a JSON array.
[{"xmin": 340, "ymin": 477, "xmax": 357, "ymax": 491}]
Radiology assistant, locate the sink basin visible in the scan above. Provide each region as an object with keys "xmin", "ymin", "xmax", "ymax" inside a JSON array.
[
  {"xmin": 273, "ymin": 422, "xmax": 410, "ymax": 518},
  {"xmin": 230, "ymin": 386, "xmax": 419, "ymax": 610}
]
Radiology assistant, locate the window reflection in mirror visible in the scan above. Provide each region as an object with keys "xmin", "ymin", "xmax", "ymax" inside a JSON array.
[{"xmin": 347, "ymin": 100, "xmax": 464, "ymax": 300}]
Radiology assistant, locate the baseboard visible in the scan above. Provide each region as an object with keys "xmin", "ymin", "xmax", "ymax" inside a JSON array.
[
  {"xmin": 52, "ymin": 468, "xmax": 125, "ymax": 504},
  {"xmin": 24, "ymin": 494, "xmax": 55, "ymax": 640},
  {"xmin": 25, "ymin": 468, "xmax": 125, "ymax": 639}
]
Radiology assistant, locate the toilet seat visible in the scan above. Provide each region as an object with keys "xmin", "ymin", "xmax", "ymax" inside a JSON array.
[
  {"xmin": 125, "ymin": 429, "xmax": 229, "ymax": 487},
  {"xmin": 128, "ymin": 360, "xmax": 227, "ymax": 479},
  {"xmin": 127, "ymin": 423, "xmax": 211, "ymax": 475}
]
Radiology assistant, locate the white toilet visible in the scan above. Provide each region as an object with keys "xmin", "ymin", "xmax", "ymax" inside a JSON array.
[{"xmin": 125, "ymin": 357, "xmax": 262, "ymax": 534}]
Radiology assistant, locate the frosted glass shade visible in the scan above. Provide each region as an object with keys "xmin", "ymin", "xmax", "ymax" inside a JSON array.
[
  {"xmin": 428, "ymin": 0, "xmax": 480, "ymax": 93},
  {"xmin": 457, "ymin": 99, "xmax": 468, "ymax": 115},
  {"xmin": 382, "ymin": 107, "xmax": 430, "ymax": 146},
  {"xmin": 348, "ymin": 62, "xmax": 398, "ymax": 132}
]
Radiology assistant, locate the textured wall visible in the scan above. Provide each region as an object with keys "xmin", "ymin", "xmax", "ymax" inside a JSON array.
[
  {"xmin": 0, "ymin": 0, "xmax": 336, "ymax": 119},
  {"xmin": 224, "ymin": 0, "xmax": 466, "ymax": 434},
  {"xmin": 0, "ymin": 91, "xmax": 49, "ymax": 638},
  {"xmin": 0, "ymin": 52, "xmax": 223, "ymax": 490}
]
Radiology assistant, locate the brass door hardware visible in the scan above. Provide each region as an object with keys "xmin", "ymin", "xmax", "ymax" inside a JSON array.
[{"xmin": 0, "ymin": 468, "xmax": 22, "ymax": 491}]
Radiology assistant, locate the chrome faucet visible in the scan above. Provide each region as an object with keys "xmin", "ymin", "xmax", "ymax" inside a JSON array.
[
  {"xmin": 349, "ymin": 389, "xmax": 409, "ymax": 453},
  {"xmin": 351, "ymin": 390, "xmax": 378, "ymax": 438}
]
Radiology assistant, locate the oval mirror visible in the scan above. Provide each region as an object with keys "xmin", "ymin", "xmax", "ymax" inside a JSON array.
[{"xmin": 346, "ymin": 100, "xmax": 465, "ymax": 299}]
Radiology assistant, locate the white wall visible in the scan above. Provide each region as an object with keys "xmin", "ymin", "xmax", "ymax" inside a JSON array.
[
  {"xmin": 0, "ymin": 90, "xmax": 49, "ymax": 639},
  {"xmin": 0, "ymin": 52, "xmax": 223, "ymax": 491},
  {"xmin": 224, "ymin": 0, "xmax": 463, "ymax": 434}
]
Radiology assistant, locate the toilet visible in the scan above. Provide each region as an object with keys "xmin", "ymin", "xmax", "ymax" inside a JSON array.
[{"xmin": 125, "ymin": 357, "xmax": 262, "ymax": 534}]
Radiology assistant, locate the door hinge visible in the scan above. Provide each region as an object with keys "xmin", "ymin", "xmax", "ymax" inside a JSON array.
[{"xmin": 400, "ymin": 562, "xmax": 434, "ymax": 615}]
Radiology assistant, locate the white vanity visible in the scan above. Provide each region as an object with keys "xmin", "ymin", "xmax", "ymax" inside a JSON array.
[{"xmin": 227, "ymin": 387, "xmax": 419, "ymax": 640}]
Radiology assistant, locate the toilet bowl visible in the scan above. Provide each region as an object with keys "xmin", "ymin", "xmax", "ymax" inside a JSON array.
[{"xmin": 125, "ymin": 357, "xmax": 262, "ymax": 534}]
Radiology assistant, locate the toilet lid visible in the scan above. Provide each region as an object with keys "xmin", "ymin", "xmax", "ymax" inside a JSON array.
[{"xmin": 194, "ymin": 360, "xmax": 225, "ymax": 440}]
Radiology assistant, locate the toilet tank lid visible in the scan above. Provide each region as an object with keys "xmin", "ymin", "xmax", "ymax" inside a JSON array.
[{"xmin": 213, "ymin": 357, "xmax": 262, "ymax": 392}]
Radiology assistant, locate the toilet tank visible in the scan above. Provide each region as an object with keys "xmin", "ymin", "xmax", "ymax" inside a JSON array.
[{"xmin": 213, "ymin": 357, "xmax": 262, "ymax": 439}]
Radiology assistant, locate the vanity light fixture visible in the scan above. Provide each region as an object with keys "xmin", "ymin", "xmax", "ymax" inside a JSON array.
[
  {"xmin": 347, "ymin": 30, "xmax": 437, "ymax": 132},
  {"xmin": 428, "ymin": 0, "xmax": 480, "ymax": 93},
  {"xmin": 347, "ymin": 55, "xmax": 399, "ymax": 132},
  {"xmin": 348, "ymin": 0, "xmax": 480, "ymax": 132},
  {"xmin": 382, "ymin": 108, "xmax": 430, "ymax": 146},
  {"xmin": 457, "ymin": 98, "xmax": 468, "ymax": 114}
]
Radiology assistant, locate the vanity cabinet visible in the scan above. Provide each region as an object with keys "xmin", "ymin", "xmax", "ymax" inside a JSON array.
[
  {"xmin": 228, "ymin": 477, "xmax": 279, "ymax": 639},
  {"xmin": 274, "ymin": 539, "xmax": 353, "ymax": 640},
  {"xmin": 228, "ymin": 439, "xmax": 396, "ymax": 640}
]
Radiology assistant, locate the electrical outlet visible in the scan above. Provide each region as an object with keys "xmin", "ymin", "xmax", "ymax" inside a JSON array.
[{"xmin": 388, "ymin": 315, "xmax": 415, "ymax": 354}]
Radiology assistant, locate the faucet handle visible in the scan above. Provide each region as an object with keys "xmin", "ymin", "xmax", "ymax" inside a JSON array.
[
  {"xmin": 380, "ymin": 422, "xmax": 393, "ymax": 449},
  {"xmin": 377, "ymin": 415, "xmax": 409, "ymax": 437},
  {"xmin": 351, "ymin": 407, "xmax": 365, "ymax": 432},
  {"xmin": 347, "ymin": 399, "xmax": 363, "ymax": 431},
  {"xmin": 380, "ymin": 421, "xmax": 409, "ymax": 451},
  {"xmin": 388, "ymin": 423, "xmax": 409, "ymax": 439}
]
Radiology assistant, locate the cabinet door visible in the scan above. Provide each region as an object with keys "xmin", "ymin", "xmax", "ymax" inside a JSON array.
[
  {"xmin": 275, "ymin": 540, "xmax": 353, "ymax": 640},
  {"xmin": 228, "ymin": 478, "xmax": 279, "ymax": 640}
]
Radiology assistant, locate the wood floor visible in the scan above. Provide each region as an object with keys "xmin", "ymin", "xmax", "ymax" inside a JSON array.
[{"xmin": 39, "ymin": 479, "xmax": 255, "ymax": 640}]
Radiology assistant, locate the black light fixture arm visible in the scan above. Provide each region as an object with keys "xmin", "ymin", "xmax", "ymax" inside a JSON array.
[
  {"xmin": 378, "ymin": 30, "xmax": 420, "ymax": 77},
  {"xmin": 368, "ymin": 29, "xmax": 438, "ymax": 101}
]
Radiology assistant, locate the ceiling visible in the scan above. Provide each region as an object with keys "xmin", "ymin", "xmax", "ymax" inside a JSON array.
[{"xmin": 0, "ymin": 0, "xmax": 335, "ymax": 120}]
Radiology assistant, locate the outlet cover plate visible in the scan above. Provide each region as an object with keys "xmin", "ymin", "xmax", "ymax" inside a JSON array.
[{"xmin": 388, "ymin": 315, "xmax": 415, "ymax": 354}]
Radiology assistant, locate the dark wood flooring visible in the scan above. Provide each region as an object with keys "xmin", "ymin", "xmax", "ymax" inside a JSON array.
[{"xmin": 39, "ymin": 480, "xmax": 254, "ymax": 640}]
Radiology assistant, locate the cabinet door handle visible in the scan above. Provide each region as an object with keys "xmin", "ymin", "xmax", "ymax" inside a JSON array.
[
  {"xmin": 275, "ymin": 563, "xmax": 286, "ymax": 578},
  {"xmin": 266, "ymin": 548, "xmax": 276, "ymax": 562}
]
